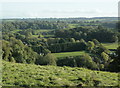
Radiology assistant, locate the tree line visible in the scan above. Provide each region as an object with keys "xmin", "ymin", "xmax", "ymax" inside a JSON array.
[
  {"xmin": 2, "ymin": 20, "xmax": 69, "ymax": 31},
  {"xmin": 55, "ymin": 26, "xmax": 118, "ymax": 43}
]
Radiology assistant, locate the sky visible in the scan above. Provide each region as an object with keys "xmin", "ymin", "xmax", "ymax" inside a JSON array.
[{"xmin": 0, "ymin": 0, "xmax": 119, "ymax": 18}]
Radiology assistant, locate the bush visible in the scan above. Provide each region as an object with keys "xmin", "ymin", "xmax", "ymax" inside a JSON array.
[
  {"xmin": 40, "ymin": 53, "xmax": 57, "ymax": 66},
  {"xmin": 57, "ymin": 55, "xmax": 97, "ymax": 70}
]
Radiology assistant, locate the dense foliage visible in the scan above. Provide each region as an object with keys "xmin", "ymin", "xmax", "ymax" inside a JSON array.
[
  {"xmin": 55, "ymin": 26, "xmax": 118, "ymax": 43},
  {"xmin": 2, "ymin": 20, "xmax": 69, "ymax": 31},
  {"xmin": 1, "ymin": 17, "xmax": 120, "ymax": 83},
  {"xmin": 48, "ymin": 41, "xmax": 87, "ymax": 53},
  {"xmin": 2, "ymin": 38, "xmax": 40, "ymax": 64}
]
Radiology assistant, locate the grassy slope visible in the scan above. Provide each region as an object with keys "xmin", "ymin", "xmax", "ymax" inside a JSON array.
[
  {"xmin": 53, "ymin": 51, "xmax": 86, "ymax": 58},
  {"xmin": 2, "ymin": 61, "xmax": 118, "ymax": 87}
]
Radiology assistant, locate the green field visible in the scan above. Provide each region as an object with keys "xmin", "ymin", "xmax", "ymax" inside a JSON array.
[
  {"xmin": 53, "ymin": 51, "xmax": 87, "ymax": 58},
  {"xmin": 32, "ymin": 35, "xmax": 39, "ymax": 38},
  {"xmin": 102, "ymin": 43, "xmax": 118, "ymax": 49},
  {"xmin": 53, "ymin": 43, "xmax": 118, "ymax": 58},
  {"xmin": 11, "ymin": 29, "xmax": 21, "ymax": 33},
  {"xmin": 34, "ymin": 29, "xmax": 54, "ymax": 32},
  {"xmin": 2, "ymin": 61, "xmax": 118, "ymax": 87},
  {"xmin": 31, "ymin": 29, "xmax": 54, "ymax": 38},
  {"xmin": 68, "ymin": 24, "xmax": 78, "ymax": 28}
]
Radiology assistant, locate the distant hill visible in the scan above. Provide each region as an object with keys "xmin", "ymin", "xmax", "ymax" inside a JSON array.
[{"xmin": 2, "ymin": 17, "xmax": 118, "ymax": 22}]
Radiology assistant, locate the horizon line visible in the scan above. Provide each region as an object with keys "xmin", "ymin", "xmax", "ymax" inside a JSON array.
[{"xmin": 1, "ymin": 16, "xmax": 118, "ymax": 19}]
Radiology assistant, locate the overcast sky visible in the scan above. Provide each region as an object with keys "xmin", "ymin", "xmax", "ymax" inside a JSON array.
[{"xmin": 0, "ymin": 0, "xmax": 119, "ymax": 18}]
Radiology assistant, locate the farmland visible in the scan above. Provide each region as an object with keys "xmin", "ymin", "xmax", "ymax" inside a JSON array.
[
  {"xmin": 53, "ymin": 43, "xmax": 118, "ymax": 58},
  {"xmin": 102, "ymin": 43, "xmax": 118, "ymax": 50},
  {"xmin": 53, "ymin": 51, "xmax": 86, "ymax": 58}
]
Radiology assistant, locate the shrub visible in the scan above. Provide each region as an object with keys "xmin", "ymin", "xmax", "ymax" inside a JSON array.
[{"xmin": 41, "ymin": 53, "xmax": 57, "ymax": 66}]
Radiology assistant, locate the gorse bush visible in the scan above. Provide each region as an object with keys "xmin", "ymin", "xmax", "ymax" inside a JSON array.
[
  {"xmin": 36, "ymin": 53, "xmax": 56, "ymax": 66},
  {"xmin": 2, "ymin": 61, "xmax": 118, "ymax": 87}
]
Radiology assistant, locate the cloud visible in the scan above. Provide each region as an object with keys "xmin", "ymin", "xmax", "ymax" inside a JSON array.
[
  {"xmin": 42, "ymin": 9, "xmax": 103, "ymax": 14},
  {"xmin": 1, "ymin": 8, "xmax": 117, "ymax": 18},
  {"xmin": 21, "ymin": 9, "xmax": 116, "ymax": 18},
  {"xmin": 1, "ymin": 0, "xmax": 118, "ymax": 18}
]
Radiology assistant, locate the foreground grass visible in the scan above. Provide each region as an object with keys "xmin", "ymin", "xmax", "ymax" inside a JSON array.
[
  {"xmin": 2, "ymin": 61, "xmax": 118, "ymax": 87},
  {"xmin": 53, "ymin": 51, "xmax": 86, "ymax": 58}
]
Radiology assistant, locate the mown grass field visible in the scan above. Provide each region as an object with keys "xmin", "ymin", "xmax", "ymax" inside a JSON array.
[
  {"xmin": 68, "ymin": 24, "xmax": 78, "ymax": 28},
  {"xmin": 53, "ymin": 43, "xmax": 118, "ymax": 58},
  {"xmin": 34, "ymin": 29, "xmax": 54, "ymax": 32},
  {"xmin": 102, "ymin": 43, "xmax": 118, "ymax": 49},
  {"xmin": 2, "ymin": 61, "xmax": 118, "ymax": 87},
  {"xmin": 11, "ymin": 29, "xmax": 21, "ymax": 33},
  {"xmin": 53, "ymin": 51, "xmax": 86, "ymax": 58}
]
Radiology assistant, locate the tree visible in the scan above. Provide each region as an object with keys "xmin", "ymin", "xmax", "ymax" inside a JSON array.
[
  {"xmin": 101, "ymin": 52, "xmax": 109, "ymax": 63},
  {"xmin": 2, "ymin": 40, "xmax": 11, "ymax": 61},
  {"xmin": 93, "ymin": 44, "xmax": 110, "ymax": 55},
  {"xmin": 92, "ymin": 39, "xmax": 100, "ymax": 45},
  {"xmin": 43, "ymin": 49, "xmax": 51, "ymax": 55},
  {"xmin": 101, "ymin": 52, "xmax": 110, "ymax": 70},
  {"xmin": 76, "ymin": 40, "xmax": 80, "ymax": 42},
  {"xmin": 69, "ymin": 38, "xmax": 75, "ymax": 43},
  {"xmin": 59, "ymin": 38, "xmax": 66, "ymax": 43},
  {"xmin": 75, "ymin": 54, "xmax": 97, "ymax": 70},
  {"xmin": 83, "ymin": 54, "xmax": 97, "ymax": 69},
  {"xmin": 109, "ymin": 46, "xmax": 120, "ymax": 72},
  {"xmin": 25, "ymin": 29, "xmax": 32, "ymax": 38},
  {"xmin": 9, "ymin": 57, "xmax": 16, "ymax": 63},
  {"xmin": 116, "ymin": 21, "xmax": 120, "ymax": 31},
  {"xmin": 87, "ymin": 41, "xmax": 95, "ymax": 52},
  {"xmin": 42, "ymin": 53, "xmax": 56, "ymax": 66},
  {"xmin": 38, "ymin": 34, "xmax": 44, "ymax": 38},
  {"xmin": 80, "ymin": 39, "xmax": 86, "ymax": 44},
  {"xmin": 2, "ymin": 38, "xmax": 40, "ymax": 64}
]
